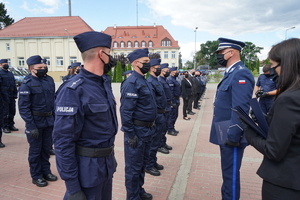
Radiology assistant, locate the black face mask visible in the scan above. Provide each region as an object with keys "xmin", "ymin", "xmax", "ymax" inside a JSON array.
[
  {"xmin": 44, "ymin": 67, "xmax": 48, "ymax": 74},
  {"xmin": 185, "ymin": 74, "xmax": 189, "ymax": 78},
  {"xmin": 174, "ymin": 72, "xmax": 179, "ymax": 78},
  {"xmin": 100, "ymin": 51, "xmax": 116, "ymax": 74},
  {"xmin": 76, "ymin": 69, "xmax": 80, "ymax": 74},
  {"xmin": 192, "ymin": 72, "xmax": 195, "ymax": 75},
  {"xmin": 269, "ymin": 66, "xmax": 279, "ymax": 83},
  {"xmin": 264, "ymin": 73, "xmax": 271, "ymax": 77},
  {"xmin": 154, "ymin": 68, "xmax": 161, "ymax": 76},
  {"xmin": 3, "ymin": 64, "xmax": 9, "ymax": 70},
  {"xmin": 164, "ymin": 71, "xmax": 170, "ymax": 78},
  {"xmin": 35, "ymin": 69, "xmax": 47, "ymax": 78},
  {"xmin": 217, "ymin": 54, "xmax": 230, "ymax": 67},
  {"xmin": 139, "ymin": 62, "xmax": 151, "ymax": 74}
]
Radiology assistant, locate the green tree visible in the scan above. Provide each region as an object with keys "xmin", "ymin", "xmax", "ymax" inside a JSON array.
[
  {"xmin": 196, "ymin": 40, "xmax": 219, "ymax": 69},
  {"xmin": 178, "ymin": 52, "xmax": 183, "ymax": 69},
  {"xmin": 113, "ymin": 61, "xmax": 123, "ymax": 83},
  {"xmin": 0, "ymin": 3, "xmax": 14, "ymax": 29},
  {"xmin": 240, "ymin": 42, "xmax": 263, "ymax": 70},
  {"xmin": 184, "ymin": 60, "xmax": 194, "ymax": 69}
]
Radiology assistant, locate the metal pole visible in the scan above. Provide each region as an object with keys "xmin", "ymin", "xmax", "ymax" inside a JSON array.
[
  {"xmin": 194, "ymin": 27, "xmax": 198, "ymax": 69},
  {"xmin": 64, "ymin": 29, "xmax": 70, "ymax": 65},
  {"xmin": 285, "ymin": 26, "xmax": 295, "ymax": 40},
  {"xmin": 136, "ymin": 0, "xmax": 138, "ymax": 27},
  {"xmin": 68, "ymin": 0, "xmax": 71, "ymax": 16}
]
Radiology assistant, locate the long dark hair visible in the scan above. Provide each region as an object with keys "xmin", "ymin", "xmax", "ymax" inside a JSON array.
[{"xmin": 269, "ymin": 38, "xmax": 300, "ymax": 98}]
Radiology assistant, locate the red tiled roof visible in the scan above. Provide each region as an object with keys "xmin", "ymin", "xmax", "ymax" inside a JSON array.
[
  {"xmin": 0, "ymin": 16, "xmax": 94, "ymax": 38},
  {"xmin": 103, "ymin": 25, "xmax": 180, "ymax": 49}
]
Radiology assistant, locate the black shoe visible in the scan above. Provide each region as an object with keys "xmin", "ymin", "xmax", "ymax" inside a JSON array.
[
  {"xmin": 49, "ymin": 149, "xmax": 55, "ymax": 155},
  {"xmin": 194, "ymin": 107, "xmax": 200, "ymax": 110},
  {"xmin": 157, "ymin": 147, "xmax": 169, "ymax": 154},
  {"xmin": 43, "ymin": 173, "xmax": 57, "ymax": 181},
  {"xmin": 165, "ymin": 144, "xmax": 173, "ymax": 150},
  {"xmin": 183, "ymin": 117, "xmax": 191, "ymax": 120},
  {"xmin": 187, "ymin": 112, "xmax": 195, "ymax": 115},
  {"xmin": 32, "ymin": 178, "xmax": 48, "ymax": 187},
  {"xmin": 167, "ymin": 131, "xmax": 177, "ymax": 136},
  {"xmin": 0, "ymin": 142, "xmax": 5, "ymax": 148},
  {"xmin": 9, "ymin": 126, "xmax": 19, "ymax": 131},
  {"xmin": 174, "ymin": 129, "xmax": 179, "ymax": 134},
  {"xmin": 154, "ymin": 163, "xmax": 164, "ymax": 170},
  {"xmin": 3, "ymin": 128, "xmax": 10, "ymax": 133},
  {"xmin": 140, "ymin": 192, "xmax": 153, "ymax": 200},
  {"xmin": 145, "ymin": 168, "xmax": 160, "ymax": 176}
]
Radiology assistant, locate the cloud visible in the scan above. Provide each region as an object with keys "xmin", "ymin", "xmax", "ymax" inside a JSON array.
[
  {"xmin": 146, "ymin": 0, "xmax": 300, "ymax": 36},
  {"xmin": 179, "ymin": 42, "xmax": 202, "ymax": 63},
  {"xmin": 21, "ymin": 0, "xmax": 60, "ymax": 14}
]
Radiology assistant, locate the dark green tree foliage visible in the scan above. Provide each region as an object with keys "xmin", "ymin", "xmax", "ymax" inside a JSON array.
[
  {"xmin": 112, "ymin": 61, "xmax": 123, "ymax": 83},
  {"xmin": 107, "ymin": 70, "xmax": 113, "ymax": 79},
  {"xmin": 178, "ymin": 52, "xmax": 183, "ymax": 69},
  {"xmin": 184, "ymin": 60, "xmax": 194, "ymax": 69},
  {"xmin": 240, "ymin": 42, "xmax": 263, "ymax": 70},
  {"xmin": 196, "ymin": 40, "xmax": 219, "ymax": 69},
  {"xmin": 0, "ymin": 3, "xmax": 14, "ymax": 29},
  {"xmin": 123, "ymin": 64, "xmax": 132, "ymax": 80}
]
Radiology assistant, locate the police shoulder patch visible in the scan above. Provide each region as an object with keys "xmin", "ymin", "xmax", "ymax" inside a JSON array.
[
  {"xmin": 126, "ymin": 92, "xmax": 138, "ymax": 98},
  {"xmin": 66, "ymin": 78, "xmax": 84, "ymax": 90},
  {"xmin": 55, "ymin": 106, "xmax": 78, "ymax": 115},
  {"xmin": 19, "ymin": 90, "xmax": 30, "ymax": 95}
]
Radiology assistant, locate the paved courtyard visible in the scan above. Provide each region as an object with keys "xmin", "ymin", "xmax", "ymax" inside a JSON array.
[{"xmin": 0, "ymin": 82, "xmax": 263, "ymax": 200}]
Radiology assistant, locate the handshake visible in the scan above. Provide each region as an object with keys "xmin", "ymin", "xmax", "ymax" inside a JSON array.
[{"xmin": 255, "ymin": 89, "xmax": 269, "ymax": 98}]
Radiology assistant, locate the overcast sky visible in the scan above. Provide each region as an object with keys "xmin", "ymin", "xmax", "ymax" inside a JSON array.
[{"xmin": 3, "ymin": 0, "xmax": 300, "ymax": 64}]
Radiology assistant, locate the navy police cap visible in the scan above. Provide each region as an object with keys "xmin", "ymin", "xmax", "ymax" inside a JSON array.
[
  {"xmin": 160, "ymin": 63, "xmax": 169, "ymax": 69},
  {"xmin": 74, "ymin": 31, "xmax": 112, "ymax": 53},
  {"xmin": 123, "ymin": 70, "xmax": 133, "ymax": 75},
  {"xmin": 215, "ymin": 37, "xmax": 245, "ymax": 53},
  {"xmin": 0, "ymin": 59, "xmax": 8, "ymax": 64},
  {"xmin": 71, "ymin": 62, "xmax": 81, "ymax": 68},
  {"xmin": 170, "ymin": 67, "xmax": 178, "ymax": 72},
  {"xmin": 127, "ymin": 48, "xmax": 149, "ymax": 63},
  {"xmin": 26, "ymin": 55, "xmax": 44, "ymax": 66},
  {"xmin": 150, "ymin": 58, "xmax": 161, "ymax": 67}
]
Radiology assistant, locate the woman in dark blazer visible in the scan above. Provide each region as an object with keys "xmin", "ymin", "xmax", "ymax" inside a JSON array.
[
  {"xmin": 181, "ymin": 71, "xmax": 192, "ymax": 120},
  {"xmin": 244, "ymin": 38, "xmax": 300, "ymax": 200}
]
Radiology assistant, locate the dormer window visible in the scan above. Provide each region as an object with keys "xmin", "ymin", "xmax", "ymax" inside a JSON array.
[
  {"xmin": 113, "ymin": 42, "xmax": 118, "ymax": 48},
  {"xmin": 141, "ymin": 41, "xmax": 146, "ymax": 47},
  {"xmin": 118, "ymin": 36, "xmax": 123, "ymax": 38},
  {"xmin": 132, "ymin": 36, "xmax": 136, "ymax": 38},
  {"xmin": 128, "ymin": 41, "xmax": 132, "ymax": 48},
  {"xmin": 149, "ymin": 41, "xmax": 153, "ymax": 47},
  {"xmin": 161, "ymin": 38, "xmax": 171, "ymax": 46},
  {"xmin": 120, "ymin": 41, "xmax": 125, "ymax": 48},
  {"xmin": 134, "ymin": 41, "xmax": 139, "ymax": 47}
]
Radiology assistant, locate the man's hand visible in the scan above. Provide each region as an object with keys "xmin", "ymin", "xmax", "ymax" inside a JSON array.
[
  {"xmin": 224, "ymin": 138, "xmax": 240, "ymax": 147},
  {"xmin": 68, "ymin": 190, "xmax": 87, "ymax": 200},
  {"xmin": 261, "ymin": 92, "xmax": 269, "ymax": 98},
  {"xmin": 30, "ymin": 129, "xmax": 39, "ymax": 139},
  {"xmin": 128, "ymin": 135, "xmax": 138, "ymax": 148}
]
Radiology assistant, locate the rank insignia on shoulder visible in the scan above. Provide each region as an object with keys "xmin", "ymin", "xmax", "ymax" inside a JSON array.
[{"xmin": 67, "ymin": 78, "xmax": 83, "ymax": 89}]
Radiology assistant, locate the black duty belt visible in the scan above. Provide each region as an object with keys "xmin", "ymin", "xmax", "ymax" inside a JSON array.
[
  {"xmin": 76, "ymin": 145, "xmax": 114, "ymax": 158},
  {"xmin": 167, "ymin": 101, "xmax": 172, "ymax": 105},
  {"xmin": 133, "ymin": 119, "xmax": 155, "ymax": 128},
  {"xmin": 174, "ymin": 97, "xmax": 180, "ymax": 100},
  {"xmin": 157, "ymin": 109, "xmax": 165, "ymax": 114},
  {"xmin": 32, "ymin": 111, "xmax": 52, "ymax": 117}
]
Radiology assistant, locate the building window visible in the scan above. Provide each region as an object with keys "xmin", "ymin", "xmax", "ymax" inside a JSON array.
[
  {"xmin": 127, "ymin": 41, "xmax": 132, "ymax": 48},
  {"xmin": 113, "ymin": 42, "xmax": 118, "ymax": 48},
  {"xmin": 44, "ymin": 57, "xmax": 50, "ymax": 65},
  {"xmin": 161, "ymin": 41, "xmax": 166, "ymax": 46},
  {"xmin": 156, "ymin": 51, "xmax": 161, "ymax": 55},
  {"xmin": 120, "ymin": 41, "xmax": 125, "ymax": 48},
  {"xmin": 134, "ymin": 41, "xmax": 139, "ymax": 47},
  {"xmin": 141, "ymin": 41, "xmax": 146, "ymax": 47},
  {"xmin": 56, "ymin": 57, "xmax": 63, "ymax": 66},
  {"xmin": 162, "ymin": 38, "xmax": 171, "ymax": 47},
  {"xmin": 167, "ymin": 41, "xmax": 171, "ymax": 46},
  {"xmin": 6, "ymin": 43, "xmax": 10, "ymax": 51},
  {"xmin": 132, "ymin": 36, "xmax": 136, "ymax": 38},
  {"xmin": 171, "ymin": 51, "xmax": 176, "ymax": 59},
  {"xmin": 114, "ymin": 53, "xmax": 118, "ymax": 56},
  {"xmin": 172, "ymin": 63, "xmax": 175, "ymax": 67},
  {"xmin": 70, "ymin": 57, "xmax": 77, "ymax": 64},
  {"xmin": 149, "ymin": 41, "xmax": 153, "ymax": 47},
  {"xmin": 7, "ymin": 58, "xmax": 11, "ymax": 66},
  {"xmin": 164, "ymin": 51, "xmax": 168, "ymax": 59},
  {"xmin": 18, "ymin": 57, "xmax": 25, "ymax": 66}
]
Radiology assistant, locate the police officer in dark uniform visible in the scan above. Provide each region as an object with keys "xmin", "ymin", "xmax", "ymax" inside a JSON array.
[
  {"xmin": 69, "ymin": 62, "xmax": 81, "ymax": 79},
  {"xmin": 167, "ymin": 67, "xmax": 181, "ymax": 135},
  {"xmin": 124, "ymin": 70, "xmax": 133, "ymax": 78},
  {"xmin": 18, "ymin": 55, "xmax": 57, "ymax": 187},
  {"xmin": 254, "ymin": 64, "xmax": 277, "ymax": 114},
  {"xmin": 0, "ymin": 59, "xmax": 18, "ymax": 133},
  {"xmin": 209, "ymin": 38, "xmax": 254, "ymax": 200},
  {"xmin": 120, "ymin": 48, "xmax": 156, "ymax": 200},
  {"xmin": 62, "ymin": 65, "xmax": 72, "ymax": 82},
  {"xmin": 145, "ymin": 58, "xmax": 166, "ymax": 177},
  {"xmin": 0, "ymin": 77, "xmax": 4, "ymax": 147},
  {"xmin": 53, "ymin": 31, "xmax": 118, "ymax": 200},
  {"xmin": 157, "ymin": 63, "xmax": 173, "ymax": 154}
]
